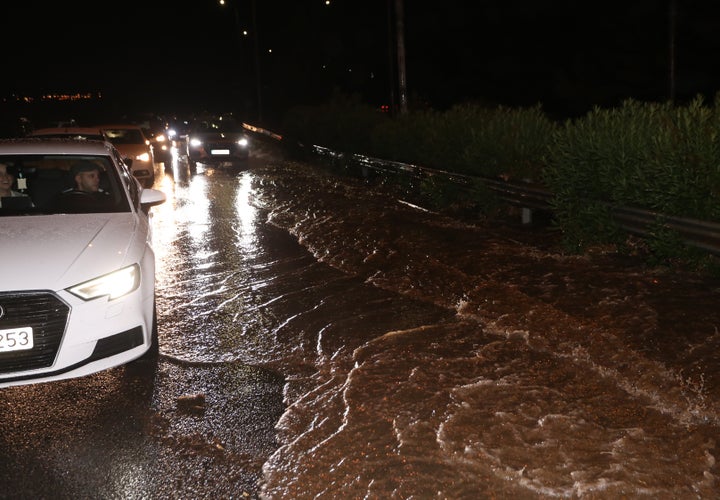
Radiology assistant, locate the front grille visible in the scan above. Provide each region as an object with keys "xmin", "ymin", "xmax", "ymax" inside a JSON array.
[{"xmin": 0, "ymin": 291, "xmax": 69, "ymax": 374}]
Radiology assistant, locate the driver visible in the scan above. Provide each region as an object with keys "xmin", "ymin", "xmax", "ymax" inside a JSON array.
[{"xmin": 59, "ymin": 160, "xmax": 113, "ymax": 212}]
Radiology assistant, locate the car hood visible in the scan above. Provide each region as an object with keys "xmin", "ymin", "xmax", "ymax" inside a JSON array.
[{"xmin": 1, "ymin": 213, "xmax": 142, "ymax": 292}]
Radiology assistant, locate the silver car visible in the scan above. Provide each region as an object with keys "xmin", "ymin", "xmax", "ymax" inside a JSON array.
[{"xmin": 99, "ymin": 124, "xmax": 159, "ymax": 187}]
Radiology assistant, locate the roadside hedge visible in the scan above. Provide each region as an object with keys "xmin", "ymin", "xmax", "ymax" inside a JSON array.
[
  {"xmin": 280, "ymin": 92, "xmax": 720, "ymax": 268},
  {"xmin": 544, "ymin": 97, "xmax": 720, "ymax": 252}
]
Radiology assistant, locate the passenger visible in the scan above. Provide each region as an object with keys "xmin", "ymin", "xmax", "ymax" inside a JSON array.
[
  {"xmin": 58, "ymin": 160, "xmax": 113, "ymax": 212},
  {"xmin": 0, "ymin": 162, "xmax": 32, "ymax": 207}
]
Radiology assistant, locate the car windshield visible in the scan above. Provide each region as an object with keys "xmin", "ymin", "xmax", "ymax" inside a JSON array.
[
  {"xmin": 0, "ymin": 154, "xmax": 131, "ymax": 215},
  {"xmin": 104, "ymin": 129, "xmax": 145, "ymax": 144},
  {"xmin": 35, "ymin": 134, "xmax": 106, "ymax": 141},
  {"xmin": 192, "ymin": 119, "xmax": 245, "ymax": 134}
]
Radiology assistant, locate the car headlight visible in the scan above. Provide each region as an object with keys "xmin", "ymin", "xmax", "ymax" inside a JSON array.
[
  {"xmin": 136, "ymin": 152, "xmax": 151, "ymax": 162},
  {"xmin": 68, "ymin": 264, "xmax": 140, "ymax": 301},
  {"xmin": 189, "ymin": 137, "xmax": 202, "ymax": 148},
  {"xmin": 237, "ymin": 137, "xmax": 248, "ymax": 147}
]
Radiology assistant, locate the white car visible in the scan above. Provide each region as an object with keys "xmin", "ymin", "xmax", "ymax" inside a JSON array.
[
  {"xmin": 98, "ymin": 124, "xmax": 158, "ymax": 188},
  {"xmin": 0, "ymin": 138, "xmax": 166, "ymax": 388}
]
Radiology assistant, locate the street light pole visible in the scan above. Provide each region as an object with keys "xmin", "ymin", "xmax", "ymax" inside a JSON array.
[
  {"xmin": 251, "ymin": 0, "xmax": 263, "ymax": 124},
  {"xmin": 221, "ymin": 0, "xmax": 263, "ymax": 124}
]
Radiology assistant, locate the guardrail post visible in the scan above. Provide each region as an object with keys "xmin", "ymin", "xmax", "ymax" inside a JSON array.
[{"xmin": 522, "ymin": 207, "xmax": 533, "ymax": 224}]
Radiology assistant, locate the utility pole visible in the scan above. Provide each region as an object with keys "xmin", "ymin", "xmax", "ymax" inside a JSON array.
[
  {"xmin": 386, "ymin": 0, "xmax": 397, "ymax": 115},
  {"xmin": 668, "ymin": 0, "xmax": 676, "ymax": 103},
  {"xmin": 395, "ymin": 0, "xmax": 408, "ymax": 115}
]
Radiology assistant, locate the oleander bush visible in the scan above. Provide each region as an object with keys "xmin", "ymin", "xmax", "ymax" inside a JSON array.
[{"xmin": 544, "ymin": 96, "xmax": 720, "ymax": 255}]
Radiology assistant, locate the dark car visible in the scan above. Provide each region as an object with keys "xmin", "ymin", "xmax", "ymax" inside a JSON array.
[
  {"xmin": 185, "ymin": 116, "xmax": 250, "ymax": 171},
  {"xmin": 143, "ymin": 126, "xmax": 173, "ymax": 168},
  {"xmin": 165, "ymin": 116, "xmax": 191, "ymax": 146}
]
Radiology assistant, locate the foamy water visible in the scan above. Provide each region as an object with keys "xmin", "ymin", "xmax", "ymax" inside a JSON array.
[{"xmin": 152, "ymin": 156, "xmax": 720, "ymax": 498}]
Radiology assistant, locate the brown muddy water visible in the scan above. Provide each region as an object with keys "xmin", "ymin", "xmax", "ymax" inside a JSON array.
[{"xmin": 153, "ymin": 148, "xmax": 720, "ymax": 499}]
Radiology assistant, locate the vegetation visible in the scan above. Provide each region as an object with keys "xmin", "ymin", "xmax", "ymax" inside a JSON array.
[{"xmin": 280, "ymin": 92, "xmax": 720, "ymax": 272}]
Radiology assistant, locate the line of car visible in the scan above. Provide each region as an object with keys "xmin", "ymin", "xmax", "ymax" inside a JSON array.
[
  {"xmin": 0, "ymin": 114, "xmax": 254, "ymax": 388},
  {"xmin": 26, "ymin": 115, "xmax": 252, "ymax": 184}
]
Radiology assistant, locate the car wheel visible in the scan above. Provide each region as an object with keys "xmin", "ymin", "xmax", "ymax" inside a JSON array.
[
  {"xmin": 124, "ymin": 303, "xmax": 159, "ymax": 378},
  {"xmin": 188, "ymin": 157, "xmax": 197, "ymax": 173},
  {"xmin": 148, "ymin": 302, "xmax": 159, "ymax": 356},
  {"xmin": 133, "ymin": 301, "xmax": 159, "ymax": 363}
]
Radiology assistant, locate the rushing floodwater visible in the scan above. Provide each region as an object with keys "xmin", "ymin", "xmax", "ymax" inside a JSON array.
[{"xmin": 152, "ymin": 149, "xmax": 720, "ymax": 499}]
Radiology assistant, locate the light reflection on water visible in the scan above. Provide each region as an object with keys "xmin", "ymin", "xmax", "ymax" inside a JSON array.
[
  {"xmin": 152, "ymin": 161, "xmax": 720, "ymax": 498},
  {"xmin": 233, "ymin": 172, "xmax": 260, "ymax": 257}
]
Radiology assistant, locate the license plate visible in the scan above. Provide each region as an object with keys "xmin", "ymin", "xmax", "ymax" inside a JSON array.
[
  {"xmin": 0, "ymin": 327, "xmax": 34, "ymax": 352},
  {"xmin": 211, "ymin": 149, "xmax": 230, "ymax": 155}
]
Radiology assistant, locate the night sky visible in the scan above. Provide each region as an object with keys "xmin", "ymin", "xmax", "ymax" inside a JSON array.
[{"xmin": 3, "ymin": 1, "xmax": 720, "ymax": 124}]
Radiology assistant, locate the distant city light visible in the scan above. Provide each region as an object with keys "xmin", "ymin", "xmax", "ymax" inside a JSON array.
[{"xmin": 6, "ymin": 92, "xmax": 100, "ymax": 104}]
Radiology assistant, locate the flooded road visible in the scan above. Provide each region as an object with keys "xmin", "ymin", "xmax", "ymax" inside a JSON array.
[
  {"xmin": 161, "ymin": 142, "xmax": 720, "ymax": 498},
  {"xmin": 3, "ymin": 142, "xmax": 720, "ymax": 498}
]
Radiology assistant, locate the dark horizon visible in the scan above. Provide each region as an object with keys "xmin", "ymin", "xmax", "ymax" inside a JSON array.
[{"xmin": 3, "ymin": 1, "xmax": 720, "ymax": 129}]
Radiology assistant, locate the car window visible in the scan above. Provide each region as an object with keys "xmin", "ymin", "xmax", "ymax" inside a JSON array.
[
  {"xmin": 217, "ymin": 121, "xmax": 244, "ymax": 133},
  {"xmin": 112, "ymin": 148, "xmax": 140, "ymax": 208},
  {"xmin": 191, "ymin": 119, "xmax": 244, "ymax": 134},
  {"xmin": 104, "ymin": 129, "xmax": 144, "ymax": 145},
  {"xmin": 32, "ymin": 133, "xmax": 106, "ymax": 141},
  {"xmin": 0, "ymin": 154, "xmax": 132, "ymax": 215}
]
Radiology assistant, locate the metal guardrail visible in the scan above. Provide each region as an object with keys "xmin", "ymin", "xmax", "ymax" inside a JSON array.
[
  {"xmin": 239, "ymin": 126, "xmax": 720, "ymax": 256},
  {"xmin": 611, "ymin": 205, "xmax": 720, "ymax": 255},
  {"xmin": 308, "ymin": 145, "xmax": 720, "ymax": 256}
]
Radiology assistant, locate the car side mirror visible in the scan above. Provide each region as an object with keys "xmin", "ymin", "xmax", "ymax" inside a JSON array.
[{"xmin": 140, "ymin": 188, "xmax": 167, "ymax": 215}]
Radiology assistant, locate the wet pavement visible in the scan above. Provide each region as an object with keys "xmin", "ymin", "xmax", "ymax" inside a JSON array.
[
  {"xmin": 0, "ymin": 358, "xmax": 282, "ymax": 499},
  {"xmin": 2, "ymin": 142, "xmax": 720, "ymax": 499}
]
